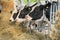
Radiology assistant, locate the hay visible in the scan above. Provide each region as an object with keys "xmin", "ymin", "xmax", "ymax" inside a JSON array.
[
  {"xmin": 50, "ymin": 10, "xmax": 60, "ymax": 40},
  {"xmin": 0, "ymin": 0, "xmax": 48, "ymax": 40}
]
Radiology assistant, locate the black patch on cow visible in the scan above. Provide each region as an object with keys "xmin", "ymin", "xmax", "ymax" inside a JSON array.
[
  {"xmin": 13, "ymin": 10, "xmax": 19, "ymax": 20},
  {"xmin": 29, "ymin": 5, "xmax": 44, "ymax": 20},
  {"xmin": 18, "ymin": 6, "xmax": 32, "ymax": 18},
  {"xmin": 28, "ymin": 2, "xmax": 51, "ymax": 20},
  {"xmin": 18, "ymin": 2, "xmax": 37, "ymax": 18},
  {"xmin": 44, "ymin": 2, "xmax": 51, "ymax": 21}
]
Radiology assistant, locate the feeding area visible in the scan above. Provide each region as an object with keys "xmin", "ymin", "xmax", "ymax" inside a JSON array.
[{"xmin": 0, "ymin": 0, "xmax": 60, "ymax": 40}]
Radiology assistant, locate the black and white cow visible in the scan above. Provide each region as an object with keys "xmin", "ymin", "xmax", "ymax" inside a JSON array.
[
  {"xmin": 15, "ymin": 1, "xmax": 51, "ymax": 33},
  {"xmin": 10, "ymin": 2, "xmax": 37, "ymax": 22}
]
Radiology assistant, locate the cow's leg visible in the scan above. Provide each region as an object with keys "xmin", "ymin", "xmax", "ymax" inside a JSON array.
[
  {"xmin": 20, "ymin": 21, "xmax": 26, "ymax": 26},
  {"xmin": 44, "ymin": 15, "xmax": 51, "ymax": 27},
  {"xmin": 43, "ymin": 16, "xmax": 51, "ymax": 36},
  {"xmin": 29, "ymin": 21, "xmax": 32, "ymax": 34},
  {"xmin": 31, "ymin": 20, "xmax": 37, "ymax": 30},
  {"xmin": 37, "ymin": 21, "xmax": 44, "ymax": 32},
  {"xmin": 45, "ymin": 19, "xmax": 51, "ymax": 27},
  {"xmin": 26, "ymin": 21, "xmax": 32, "ymax": 34}
]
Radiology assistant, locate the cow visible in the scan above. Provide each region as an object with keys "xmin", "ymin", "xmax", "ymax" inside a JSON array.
[
  {"xmin": 10, "ymin": 2, "xmax": 38, "ymax": 23},
  {"xmin": 10, "ymin": 0, "xmax": 57, "ymax": 33},
  {"xmin": 15, "ymin": 1, "xmax": 51, "ymax": 23},
  {"xmin": 15, "ymin": 1, "xmax": 51, "ymax": 33}
]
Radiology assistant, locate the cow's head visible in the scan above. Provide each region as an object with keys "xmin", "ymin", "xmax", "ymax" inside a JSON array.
[{"xmin": 9, "ymin": 9, "xmax": 19, "ymax": 22}]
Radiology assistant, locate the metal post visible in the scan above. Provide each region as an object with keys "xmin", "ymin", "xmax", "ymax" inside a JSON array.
[
  {"xmin": 52, "ymin": 0, "xmax": 58, "ymax": 24},
  {"xmin": 50, "ymin": 0, "xmax": 52, "ymax": 24}
]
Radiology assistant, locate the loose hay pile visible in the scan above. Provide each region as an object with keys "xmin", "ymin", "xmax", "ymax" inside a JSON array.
[
  {"xmin": 0, "ymin": 0, "xmax": 50, "ymax": 40},
  {"xmin": 50, "ymin": 11, "xmax": 60, "ymax": 40}
]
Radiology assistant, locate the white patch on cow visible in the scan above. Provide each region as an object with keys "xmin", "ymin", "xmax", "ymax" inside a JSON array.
[
  {"xmin": 25, "ymin": 15, "xmax": 32, "ymax": 21},
  {"xmin": 16, "ymin": 14, "xmax": 32, "ymax": 23},
  {"xmin": 16, "ymin": 18, "xmax": 26, "ymax": 23}
]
